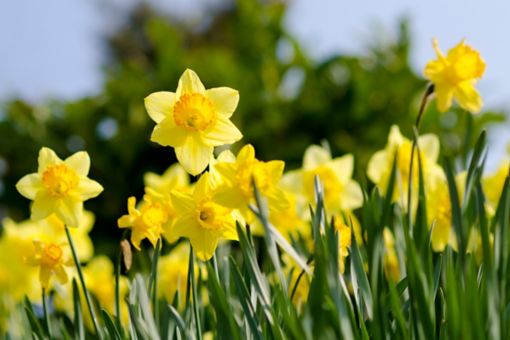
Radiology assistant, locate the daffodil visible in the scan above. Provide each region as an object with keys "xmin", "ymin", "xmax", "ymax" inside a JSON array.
[
  {"xmin": 283, "ymin": 145, "xmax": 362, "ymax": 214},
  {"xmin": 171, "ymin": 172, "xmax": 237, "ymax": 260},
  {"xmin": 424, "ymin": 39, "xmax": 485, "ymax": 113},
  {"xmin": 25, "ymin": 241, "xmax": 72, "ymax": 288},
  {"xmin": 382, "ymin": 228, "xmax": 399, "ymax": 282},
  {"xmin": 213, "ymin": 144, "xmax": 288, "ymax": 224},
  {"xmin": 482, "ymin": 161, "xmax": 509, "ymax": 214},
  {"xmin": 158, "ymin": 243, "xmax": 198, "ymax": 308},
  {"xmin": 334, "ymin": 218, "xmax": 352, "ymax": 274},
  {"xmin": 367, "ymin": 125, "xmax": 442, "ymax": 207},
  {"xmin": 118, "ymin": 195, "xmax": 169, "ymax": 250},
  {"xmin": 270, "ymin": 190, "xmax": 310, "ymax": 244},
  {"xmin": 145, "ymin": 69, "xmax": 243, "ymax": 175},
  {"xmin": 16, "ymin": 147, "xmax": 103, "ymax": 227}
]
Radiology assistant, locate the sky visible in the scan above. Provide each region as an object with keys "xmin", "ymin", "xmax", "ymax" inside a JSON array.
[{"xmin": 1, "ymin": 0, "xmax": 509, "ymax": 166}]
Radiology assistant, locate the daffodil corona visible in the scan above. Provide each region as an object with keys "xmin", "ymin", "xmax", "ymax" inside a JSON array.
[
  {"xmin": 424, "ymin": 39, "xmax": 485, "ymax": 113},
  {"xmin": 145, "ymin": 69, "xmax": 243, "ymax": 176},
  {"xmin": 16, "ymin": 147, "xmax": 103, "ymax": 227}
]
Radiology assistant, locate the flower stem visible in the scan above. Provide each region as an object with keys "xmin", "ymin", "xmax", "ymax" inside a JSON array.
[
  {"xmin": 190, "ymin": 246, "xmax": 202, "ymax": 340},
  {"xmin": 149, "ymin": 238, "xmax": 161, "ymax": 330},
  {"xmin": 65, "ymin": 227, "xmax": 102, "ymax": 339},
  {"xmin": 115, "ymin": 243, "xmax": 122, "ymax": 330},
  {"xmin": 42, "ymin": 288, "xmax": 53, "ymax": 339}
]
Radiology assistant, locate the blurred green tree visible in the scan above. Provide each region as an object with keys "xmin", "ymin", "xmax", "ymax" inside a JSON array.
[{"xmin": 0, "ymin": 0, "xmax": 504, "ymax": 252}]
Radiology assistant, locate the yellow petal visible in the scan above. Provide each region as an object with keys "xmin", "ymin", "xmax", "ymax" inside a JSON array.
[
  {"xmin": 64, "ymin": 151, "xmax": 90, "ymax": 176},
  {"xmin": 187, "ymin": 229, "xmax": 219, "ymax": 261},
  {"xmin": 57, "ymin": 197, "xmax": 83, "ymax": 227},
  {"xmin": 172, "ymin": 215, "xmax": 198, "ymax": 239},
  {"xmin": 175, "ymin": 135, "xmax": 213, "ymax": 176},
  {"xmin": 31, "ymin": 192, "xmax": 59, "ymax": 221},
  {"xmin": 340, "ymin": 180, "xmax": 363, "ymax": 210},
  {"xmin": 118, "ymin": 215, "xmax": 134, "ymax": 228},
  {"xmin": 130, "ymin": 230, "xmax": 145, "ymax": 250},
  {"xmin": 388, "ymin": 125, "xmax": 404, "ymax": 148},
  {"xmin": 145, "ymin": 91, "xmax": 176, "ymax": 123},
  {"xmin": 39, "ymin": 267, "xmax": 51, "ymax": 288},
  {"xmin": 454, "ymin": 81, "xmax": 483, "ymax": 113},
  {"xmin": 214, "ymin": 187, "xmax": 243, "ymax": 209},
  {"xmin": 303, "ymin": 145, "xmax": 331, "ymax": 170},
  {"xmin": 150, "ymin": 117, "xmax": 188, "ymax": 147},
  {"xmin": 77, "ymin": 178, "xmax": 104, "ymax": 200},
  {"xmin": 431, "ymin": 222, "xmax": 450, "ymax": 252},
  {"xmin": 176, "ymin": 69, "xmax": 206, "ymax": 96},
  {"xmin": 55, "ymin": 266, "xmax": 69, "ymax": 284},
  {"xmin": 38, "ymin": 147, "xmax": 61, "ymax": 173},
  {"xmin": 203, "ymin": 115, "xmax": 243, "ymax": 146},
  {"xmin": 170, "ymin": 191, "xmax": 195, "ymax": 213},
  {"xmin": 330, "ymin": 154, "xmax": 354, "ymax": 183},
  {"xmin": 418, "ymin": 134, "xmax": 440, "ymax": 162},
  {"xmin": 206, "ymin": 87, "xmax": 239, "ymax": 118},
  {"xmin": 193, "ymin": 173, "xmax": 211, "ymax": 200},
  {"xmin": 366, "ymin": 150, "xmax": 388, "ymax": 184},
  {"xmin": 434, "ymin": 84, "xmax": 454, "ymax": 112},
  {"xmin": 236, "ymin": 144, "xmax": 255, "ymax": 163},
  {"xmin": 16, "ymin": 173, "xmax": 42, "ymax": 200}
]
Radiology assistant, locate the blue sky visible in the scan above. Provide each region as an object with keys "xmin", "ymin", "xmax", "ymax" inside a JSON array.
[{"xmin": 1, "ymin": 0, "xmax": 509, "ymax": 165}]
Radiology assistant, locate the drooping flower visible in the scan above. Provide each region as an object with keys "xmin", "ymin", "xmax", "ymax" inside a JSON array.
[
  {"xmin": 367, "ymin": 125, "xmax": 442, "ymax": 207},
  {"xmin": 25, "ymin": 241, "xmax": 72, "ymax": 288},
  {"xmin": 213, "ymin": 144, "xmax": 288, "ymax": 224},
  {"xmin": 145, "ymin": 69, "xmax": 243, "ymax": 175},
  {"xmin": 282, "ymin": 144, "xmax": 363, "ymax": 214},
  {"xmin": 16, "ymin": 147, "xmax": 103, "ymax": 227},
  {"xmin": 171, "ymin": 172, "xmax": 237, "ymax": 260},
  {"xmin": 117, "ymin": 195, "xmax": 169, "ymax": 250},
  {"xmin": 424, "ymin": 39, "xmax": 486, "ymax": 113}
]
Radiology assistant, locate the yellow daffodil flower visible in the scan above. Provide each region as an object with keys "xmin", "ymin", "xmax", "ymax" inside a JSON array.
[
  {"xmin": 16, "ymin": 147, "xmax": 103, "ymax": 227},
  {"xmin": 334, "ymin": 218, "xmax": 352, "ymax": 274},
  {"xmin": 482, "ymin": 161, "xmax": 509, "ymax": 214},
  {"xmin": 171, "ymin": 173, "xmax": 237, "ymax": 260},
  {"xmin": 145, "ymin": 69, "xmax": 243, "ymax": 176},
  {"xmin": 367, "ymin": 125, "xmax": 442, "ymax": 207},
  {"xmin": 283, "ymin": 145, "xmax": 362, "ymax": 214},
  {"xmin": 158, "ymin": 243, "xmax": 198, "ymax": 308},
  {"xmin": 424, "ymin": 39, "xmax": 485, "ymax": 113},
  {"xmin": 25, "ymin": 241, "xmax": 72, "ymax": 289},
  {"xmin": 118, "ymin": 195, "xmax": 169, "ymax": 250},
  {"xmin": 382, "ymin": 228, "xmax": 399, "ymax": 282},
  {"xmin": 213, "ymin": 144, "xmax": 288, "ymax": 224}
]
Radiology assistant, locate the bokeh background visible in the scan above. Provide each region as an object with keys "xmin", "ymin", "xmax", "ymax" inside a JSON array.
[{"xmin": 1, "ymin": 0, "xmax": 508, "ymax": 255}]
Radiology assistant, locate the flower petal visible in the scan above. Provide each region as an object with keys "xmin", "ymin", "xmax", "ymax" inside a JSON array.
[
  {"xmin": 57, "ymin": 198, "xmax": 83, "ymax": 227},
  {"xmin": 176, "ymin": 69, "xmax": 206, "ymax": 96},
  {"xmin": 175, "ymin": 135, "xmax": 213, "ymax": 176},
  {"xmin": 31, "ymin": 192, "xmax": 59, "ymax": 221},
  {"xmin": 340, "ymin": 180, "xmax": 363, "ymax": 210},
  {"xmin": 77, "ymin": 178, "xmax": 103, "ymax": 201},
  {"xmin": 38, "ymin": 147, "xmax": 61, "ymax": 173},
  {"xmin": 418, "ymin": 134, "xmax": 440, "ymax": 162},
  {"xmin": 170, "ymin": 191, "xmax": 195, "ymax": 213},
  {"xmin": 206, "ymin": 87, "xmax": 239, "ymax": 118},
  {"xmin": 202, "ymin": 115, "xmax": 243, "ymax": 146},
  {"xmin": 303, "ymin": 145, "xmax": 331, "ymax": 170},
  {"xmin": 16, "ymin": 173, "xmax": 42, "ymax": 200},
  {"xmin": 65, "ymin": 151, "xmax": 90, "ymax": 176},
  {"xmin": 330, "ymin": 154, "xmax": 354, "ymax": 183},
  {"xmin": 145, "ymin": 91, "xmax": 176, "ymax": 123},
  {"xmin": 150, "ymin": 117, "xmax": 188, "ymax": 147},
  {"xmin": 434, "ymin": 84, "xmax": 454, "ymax": 113},
  {"xmin": 454, "ymin": 81, "xmax": 483, "ymax": 113},
  {"xmin": 187, "ymin": 229, "xmax": 219, "ymax": 261}
]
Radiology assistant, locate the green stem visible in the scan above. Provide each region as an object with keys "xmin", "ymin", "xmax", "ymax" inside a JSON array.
[
  {"xmin": 190, "ymin": 246, "xmax": 202, "ymax": 340},
  {"xmin": 42, "ymin": 288, "xmax": 53, "ymax": 339},
  {"xmin": 65, "ymin": 227, "xmax": 102, "ymax": 339},
  {"xmin": 149, "ymin": 238, "xmax": 161, "ymax": 330}
]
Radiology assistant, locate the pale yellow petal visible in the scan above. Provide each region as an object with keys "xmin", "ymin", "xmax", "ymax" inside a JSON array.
[
  {"xmin": 145, "ymin": 91, "xmax": 176, "ymax": 123},
  {"xmin": 77, "ymin": 178, "xmax": 103, "ymax": 200},
  {"xmin": 151, "ymin": 117, "xmax": 188, "ymax": 147},
  {"xmin": 38, "ymin": 147, "xmax": 61, "ymax": 173},
  {"xmin": 388, "ymin": 125, "xmax": 404, "ymax": 148},
  {"xmin": 367, "ymin": 150, "xmax": 388, "ymax": 184},
  {"xmin": 176, "ymin": 69, "xmax": 206, "ymax": 96},
  {"xmin": 16, "ymin": 173, "xmax": 42, "ymax": 200},
  {"xmin": 330, "ymin": 154, "xmax": 354, "ymax": 183},
  {"xmin": 193, "ymin": 173, "xmax": 211, "ymax": 200},
  {"xmin": 31, "ymin": 192, "xmax": 59, "ymax": 221},
  {"xmin": 175, "ymin": 135, "xmax": 213, "ymax": 176},
  {"xmin": 57, "ymin": 198, "xmax": 83, "ymax": 227},
  {"xmin": 303, "ymin": 145, "xmax": 331, "ymax": 170},
  {"xmin": 206, "ymin": 87, "xmax": 239, "ymax": 118},
  {"xmin": 202, "ymin": 115, "xmax": 243, "ymax": 146},
  {"xmin": 64, "ymin": 151, "xmax": 90, "ymax": 176},
  {"xmin": 418, "ymin": 134, "xmax": 440, "ymax": 163},
  {"xmin": 340, "ymin": 180, "xmax": 363, "ymax": 210}
]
